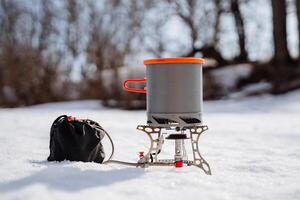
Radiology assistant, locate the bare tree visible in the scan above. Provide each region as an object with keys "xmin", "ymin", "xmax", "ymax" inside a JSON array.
[
  {"xmin": 271, "ymin": 0, "xmax": 291, "ymax": 65},
  {"xmin": 270, "ymin": 0, "xmax": 292, "ymax": 93},
  {"xmin": 168, "ymin": 0, "xmax": 228, "ymax": 65},
  {"xmin": 0, "ymin": 0, "xmax": 28, "ymax": 106},
  {"xmin": 296, "ymin": 0, "xmax": 300, "ymax": 63},
  {"xmin": 230, "ymin": 0, "xmax": 248, "ymax": 61},
  {"xmin": 80, "ymin": 0, "xmax": 149, "ymax": 108},
  {"xmin": 0, "ymin": 0, "xmax": 70, "ymax": 106},
  {"xmin": 38, "ymin": 0, "xmax": 55, "ymax": 51},
  {"xmin": 81, "ymin": 1, "xmax": 125, "ymax": 101},
  {"xmin": 144, "ymin": 17, "xmax": 168, "ymax": 58},
  {"xmin": 65, "ymin": 0, "xmax": 81, "ymax": 58},
  {"xmin": 213, "ymin": 0, "xmax": 222, "ymax": 45}
]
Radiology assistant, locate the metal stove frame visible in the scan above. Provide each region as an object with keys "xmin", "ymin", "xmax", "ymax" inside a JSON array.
[{"xmin": 136, "ymin": 125, "xmax": 211, "ymax": 175}]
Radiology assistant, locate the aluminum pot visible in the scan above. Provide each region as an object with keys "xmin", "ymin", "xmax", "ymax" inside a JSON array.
[{"xmin": 123, "ymin": 57, "xmax": 205, "ymax": 128}]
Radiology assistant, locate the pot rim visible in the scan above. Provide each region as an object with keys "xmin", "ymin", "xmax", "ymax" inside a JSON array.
[{"xmin": 144, "ymin": 57, "xmax": 205, "ymax": 65}]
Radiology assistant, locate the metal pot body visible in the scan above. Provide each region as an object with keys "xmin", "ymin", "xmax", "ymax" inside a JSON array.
[{"xmin": 145, "ymin": 63, "xmax": 203, "ymax": 127}]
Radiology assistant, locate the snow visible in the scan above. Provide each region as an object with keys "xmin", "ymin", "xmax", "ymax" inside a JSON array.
[
  {"xmin": 211, "ymin": 64, "xmax": 253, "ymax": 92},
  {"xmin": 229, "ymin": 82, "xmax": 272, "ymax": 98},
  {"xmin": 1, "ymin": 91, "xmax": 300, "ymax": 200}
]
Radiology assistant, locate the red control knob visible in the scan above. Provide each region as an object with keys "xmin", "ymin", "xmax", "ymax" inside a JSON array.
[
  {"xmin": 175, "ymin": 160, "xmax": 183, "ymax": 168},
  {"xmin": 139, "ymin": 151, "xmax": 144, "ymax": 157},
  {"xmin": 67, "ymin": 116, "xmax": 75, "ymax": 122}
]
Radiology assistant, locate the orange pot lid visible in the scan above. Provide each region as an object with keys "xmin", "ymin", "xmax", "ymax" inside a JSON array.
[{"xmin": 144, "ymin": 57, "xmax": 205, "ymax": 65}]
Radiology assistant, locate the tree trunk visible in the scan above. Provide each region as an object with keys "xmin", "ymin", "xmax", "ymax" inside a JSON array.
[
  {"xmin": 271, "ymin": 0, "xmax": 292, "ymax": 93},
  {"xmin": 271, "ymin": 0, "xmax": 290, "ymax": 64},
  {"xmin": 296, "ymin": 0, "xmax": 300, "ymax": 63},
  {"xmin": 213, "ymin": 0, "xmax": 222, "ymax": 45},
  {"xmin": 230, "ymin": 0, "xmax": 248, "ymax": 61}
]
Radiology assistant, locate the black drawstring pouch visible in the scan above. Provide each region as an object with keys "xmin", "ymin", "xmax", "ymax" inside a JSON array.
[{"xmin": 47, "ymin": 115, "xmax": 105, "ymax": 163}]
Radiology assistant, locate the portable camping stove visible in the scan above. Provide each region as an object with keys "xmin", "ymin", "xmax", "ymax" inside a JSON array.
[
  {"xmin": 135, "ymin": 125, "xmax": 211, "ymax": 175},
  {"xmin": 123, "ymin": 57, "xmax": 211, "ymax": 175}
]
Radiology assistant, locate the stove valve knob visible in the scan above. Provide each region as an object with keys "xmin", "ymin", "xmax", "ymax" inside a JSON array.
[
  {"xmin": 175, "ymin": 160, "xmax": 183, "ymax": 168},
  {"xmin": 139, "ymin": 151, "xmax": 144, "ymax": 158}
]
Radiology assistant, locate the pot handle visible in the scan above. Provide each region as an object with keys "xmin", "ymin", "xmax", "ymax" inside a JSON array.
[{"xmin": 123, "ymin": 78, "xmax": 147, "ymax": 93}]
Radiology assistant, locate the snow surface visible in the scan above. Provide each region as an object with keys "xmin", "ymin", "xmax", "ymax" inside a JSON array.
[
  {"xmin": 0, "ymin": 92, "xmax": 300, "ymax": 200},
  {"xmin": 211, "ymin": 64, "xmax": 253, "ymax": 92}
]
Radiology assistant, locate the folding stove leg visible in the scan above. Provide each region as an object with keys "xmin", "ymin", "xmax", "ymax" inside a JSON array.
[
  {"xmin": 136, "ymin": 125, "xmax": 163, "ymax": 167},
  {"xmin": 188, "ymin": 126, "xmax": 212, "ymax": 175}
]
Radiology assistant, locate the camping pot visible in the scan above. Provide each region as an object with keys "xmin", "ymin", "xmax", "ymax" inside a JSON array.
[{"xmin": 123, "ymin": 57, "xmax": 205, "ymax": 128}]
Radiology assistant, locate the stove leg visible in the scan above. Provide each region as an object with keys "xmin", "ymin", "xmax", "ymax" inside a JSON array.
[
  {"xmin": 189, "ymin": 126, "xmax": 211, "ymax": 175},
  {"xmin": 136, "ymin": 125, "xmax": 163, "ymax": 167}
]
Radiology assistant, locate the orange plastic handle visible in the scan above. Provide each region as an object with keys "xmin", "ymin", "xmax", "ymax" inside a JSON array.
[{"xmin": 123, "ymin": 78, "xmax": 147, "ymax": 93}]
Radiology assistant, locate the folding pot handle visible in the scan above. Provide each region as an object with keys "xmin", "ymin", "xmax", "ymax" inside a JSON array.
[{"xmin": 123, "ymin": 78, "xmax": 147, "ymax": 93}]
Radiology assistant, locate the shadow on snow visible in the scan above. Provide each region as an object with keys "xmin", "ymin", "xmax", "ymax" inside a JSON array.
[{"xmin": 0, "ymin": 161, "xmax": 145, "ymax": 192}]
